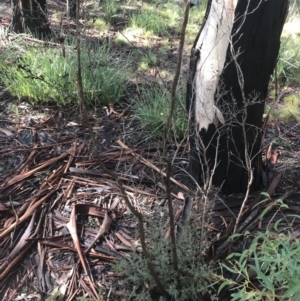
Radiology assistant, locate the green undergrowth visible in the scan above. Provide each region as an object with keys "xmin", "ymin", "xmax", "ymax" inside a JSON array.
[
  {"xmin": 186, "ymin": 2, "xmax": 207, "ymax": 46},
  {"xmin": 103, "ymin": 0, "xmax": 121, "ymax": 21},
  {"xmin": 279, "ymin": 93, "xmax": 300, "ymax": 121},
  {"xmin": 264, "ymin": 104, "xmax": 279, "ymax": 121},
  {"xmin": 113, "ymin": 222, "xmax": 217, "ymax": 301},
  {"xmin": 275, "ymin": 6, "xmax": 300, "ymax": 84},
  {"xmin": 134, "ymin": 86, "xmax": 188, "ymax": 140},
  {"xmin": 220, "ymin": 230, "xmax": 300, "ymax": 301},
  {"xmin": 276, "ymin": 34, "xmax": 300, "ymax": 84},
  {"xmin": 265, "ymin": 93, "xmax": 300, "ymax": 121},
  {"xmin": 130, "ymin": 3, "xmax": 181, "ymax": 36},
  {"xmin": 87, "ymin": 18, "xmax": 109, "ymax": 32},
  {"xmin": 219, "ymin": 194, "xmax": 300, "ymax": 301},
  {"xmin": 138, "ymin": 51, "xmax": 158, "ymax": 70},
  {"xmin": 0, "ymin": 42, "xmax": 129, "ymax": 105}
]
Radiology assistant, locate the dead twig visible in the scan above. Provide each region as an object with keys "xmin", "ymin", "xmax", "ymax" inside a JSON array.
[
  {"xmin": 0, "ymin": 189, "xmax": 56, "ymax": 239},
  {"xmin": 216, "ymin": 172, "xmax": 283, "ymax": 259},
  {"xmin": 117, "ymin": 140, "xmax": 195, "ymax": 196},
  {"xmin": 1, "ymin": 146, "xmax": 75, "ymax": 190}
]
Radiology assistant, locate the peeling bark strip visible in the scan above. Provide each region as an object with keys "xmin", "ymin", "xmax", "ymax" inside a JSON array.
[
  {"xmin": 195, "ymin": 0, "xmax": 237, "ymax": 131},
  {"xmin": 187, "ymin": 0, "xmax": 289, "ymax": 193}
]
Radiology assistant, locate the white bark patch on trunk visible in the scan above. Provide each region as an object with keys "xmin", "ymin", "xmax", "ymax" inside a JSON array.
[{"xmin": 195, "ymin": 0, "xmax": 237, "ymax": 131}]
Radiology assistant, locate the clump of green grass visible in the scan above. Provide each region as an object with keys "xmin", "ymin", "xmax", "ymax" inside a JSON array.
[
  {"xmin": 284, "ymin": 93, "xmax": 300, "ymax": 106},
  {"xmin": 87, "ymin": 18, "xmax": 109, "ymax": 32},
  {"xmin": 130, "ymin": 4, "xmax": 180, "ymax": 36},
  {"xmin": 114, "ymin": 33, "xmax": 129, "ymax": 45},
  {"xmin": 0, "ymin": 42, "xmax": 129, "ymax": 105},
  {"xmin": 275, "ymin": 11, "xmax": 300, "ymax": 84},
  {"xmin": 134, "ymin": 87, "xmax": 187, "ymax": 140},
  {"xmin": 264, "ymin": 104, "xmax": 279, "ymax": 121},
  {"xmin": 279, "ymin": 94, "xmax": 300, "ymax": 121},
  {"xmin": 139, "ymin": 51, "xmax": 157, "ymax": 70},
  {"xmin": 103, "ymin": 0, "xmax": 120, "ymax": 21},
  {"xmin": 275, "ymin": 35, "xmax": 300, "ymax": 84},
  {"xmin": 115, "ymin": 27, "xmax": 153, "ymax": 48},
  {"xmin": 186, "ymin": 1, "xmax": 207, "ymax": 46}
]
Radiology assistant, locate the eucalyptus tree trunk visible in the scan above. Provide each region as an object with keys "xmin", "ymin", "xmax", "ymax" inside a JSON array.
[
  {"xmin": 12, "ymin": 0, "xmax": 52, "ymax": 39},
  {"xmin": 66, "ymin": 0, "xmax": 77, "ymax": 19},
  {"xmin": 187, "ymin": 0, "xmax": 288, "ymax": 194}
]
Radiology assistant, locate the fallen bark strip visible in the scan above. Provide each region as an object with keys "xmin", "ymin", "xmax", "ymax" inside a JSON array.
[
  {"xmin": 0, "ymin": 140, "xmax": 75, "ymax": 154},
  {"xmin": 0, "ymin": 189, "xmax": 56, "ymax": 239},
  {"xmin": 5, "ymin": 266, "xmax": 33, "ymax": 301},
  {"xmin": 1, "ymin": 146, "xmax": 75, "ymax": 190},
  {"xmin": 20, "ymin": 146, "xmax": 38, "ymax": 174},
  {"xmin": 66, "ymin": 205, "xmax": 98, "ymax": 299},
  {"xmin": 3, "ymin": 188, "xmax": 49, "ymax": 225},
  {"xmin": 36, "ymin": 238, "xmax": 115, "ymax": 262},
  {"xmin": 85, "ymin": 211, "xmax": 112, "ymax": 254},
  {"xmin": 0, "ymin": 127, "xmax": 14, "ymax": 136},
  {"xmin": 0, "ymin": 243, "xmax": 32, "ymax": 284},
  {"xmin": 122, "ymin": 183, "xmax": 156, "ymax": 196},
  {"xmin": 0, "ymin": 210, "xmax": 39, "ymax": 281},
  {"xmin": 117, "ymin": 140, "xmax": 195, "ymax": 196}
]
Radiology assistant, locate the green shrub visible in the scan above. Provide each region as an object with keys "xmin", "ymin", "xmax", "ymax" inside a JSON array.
[
  {"xmin": 134, "ymin": 87, "xmax": 188, "ymax": 140},
  {"xmin": 114, "ymin": 223, "xmax": 217, "ymax": 301},
  {"xmin": 219, "ymin": 196, "xmax": 300, "ymax": 301},
  {"xmin": 219, "ymin": 230, "xmax": 300, "ymax": 301},
  {"xmin": 0, "ymin": 43, "xmax": 128, "ymax": 105}
]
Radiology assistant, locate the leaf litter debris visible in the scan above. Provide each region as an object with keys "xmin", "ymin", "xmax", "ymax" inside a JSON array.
[{"xmin": 0, "ymin": 104, "xmax": 192, "ymax": 300}]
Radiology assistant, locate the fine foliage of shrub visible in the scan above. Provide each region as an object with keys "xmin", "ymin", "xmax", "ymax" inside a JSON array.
[{"xmin": 114, "ymin": 223, "xmax": 217, "ymax": 301}]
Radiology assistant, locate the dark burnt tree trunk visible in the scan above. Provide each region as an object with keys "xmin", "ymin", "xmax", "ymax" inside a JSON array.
[
  {"xmin": 12, "ymin": 0, "xmax": 52, "ymax": 39},
  {"xmin": 187, "ymin": 0, "xmax": 288, "ymax": 194},
  {"xmin": 66, "ymin": 0, "xmax": 77, "ymax": 19}
]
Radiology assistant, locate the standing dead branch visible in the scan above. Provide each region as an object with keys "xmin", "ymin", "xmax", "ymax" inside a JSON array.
[{"xmin": 74, "ymin": 0, "xmax": 171, "ymax": 298}]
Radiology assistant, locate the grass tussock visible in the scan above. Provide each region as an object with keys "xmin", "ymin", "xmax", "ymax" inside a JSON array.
[
  {"xmin": 134, "ymin": 87, "xmax": 187, "ymax": 140},
  {"xmin": 130, "ymin": 4, "xmax": 181, "ymax": 36},
  {"xmin": 279, "ymin": 94, "xmax": 300, "ymax": 121},
  {"xmin": 276, "ymin": 35, "xmax": 300, "ymax": 84},
  {"xmin": 276, "ymin": 12, "xmax": 300, "ymax": 84},
  {"xmin": 0, "ymin": 42, "xmax": 129, "ymax": 105},
  {"xmin": 87, "ymin": 18, "xmax": 109, "ymax": 32}
]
